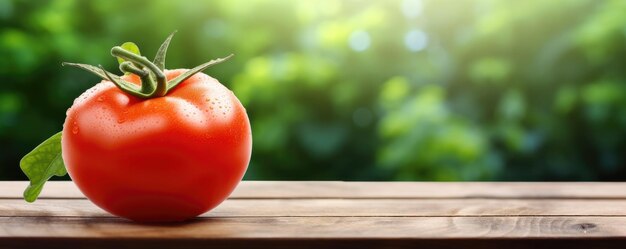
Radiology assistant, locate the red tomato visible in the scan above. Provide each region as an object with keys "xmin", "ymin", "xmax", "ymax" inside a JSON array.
[{"xmin": 62, "ymin": 69, "xmax": 252, "ymax": 222}]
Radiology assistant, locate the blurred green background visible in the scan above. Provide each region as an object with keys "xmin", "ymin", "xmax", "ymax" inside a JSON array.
[{"xmin": 2, "ymin": 0, "xmax": 626, "ymax": 181}]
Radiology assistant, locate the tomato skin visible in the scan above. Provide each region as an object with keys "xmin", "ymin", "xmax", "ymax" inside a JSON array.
[{"xmin": 62, "ymin": 70, "xmax": 252, "ymax": 222}]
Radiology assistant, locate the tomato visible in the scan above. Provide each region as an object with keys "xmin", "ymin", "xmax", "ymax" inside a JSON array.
[
  {"xmin": 61, "ymin": 69, "xmax": 252, "ymax": 222},
  {"xmin": 17, "ymin": 33, "xmax": 250, "ymax": 222}
]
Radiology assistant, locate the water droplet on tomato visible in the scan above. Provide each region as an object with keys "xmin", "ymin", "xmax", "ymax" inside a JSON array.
[
  {"xmin": 97, "ymin": 96, "xmax": 104, "ymax": 102},
  {"xmin": 72, "ymin": 126, "xmax": 79, "ymax": 134},
  {"xmin": 117, "ymin": 118, "xmax": 125, "ymax": 124}
]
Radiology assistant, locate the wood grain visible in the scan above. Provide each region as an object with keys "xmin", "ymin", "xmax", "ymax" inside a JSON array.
[
  {"xmin": 3, "ymin": 238, "xmax": 625, "ymax": 249},
  {"xmin": 3, "ymin": 199, "xmax": 626, "ymax": 218},
  {"xmin": 0, "ymin": 216, "xmax": 622, "ymax": 239},
  {"xmin": 3, "ymin": 181, "xmax": 626, "ymax": 199},
  {"xmin": 1, "ymin": 181, "xmax": 625, "ymax": 249}
]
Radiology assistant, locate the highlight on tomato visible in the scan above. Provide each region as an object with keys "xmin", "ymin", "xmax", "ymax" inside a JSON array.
[{"xmin": 19, "ymin": 32, "xmax": 252, "ymax": 222}]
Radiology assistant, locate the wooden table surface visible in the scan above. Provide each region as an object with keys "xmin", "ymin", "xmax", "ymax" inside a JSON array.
[{"xmin": 1, "ymin": 181, "xmax": 626, "ymax": 249}]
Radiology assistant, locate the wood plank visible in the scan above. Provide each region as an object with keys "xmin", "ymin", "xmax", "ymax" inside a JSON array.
[
  {"xmin": 3, "ymin": 238, "xmax": 625, "ymax": 249},
  {"xmin": 0, "ymin": 216, "xmax": 624, "ymax": 239},
  {"xmin": 3, "ymin": 199, "xmax": 626, "ymax": 218},
  {"xmin": 3, "ymin": 181, "xmax": 626, "ymax": 199},
  {"xmin": 2, "ymin": 181, "xmax": 626, "ymax": 249}
]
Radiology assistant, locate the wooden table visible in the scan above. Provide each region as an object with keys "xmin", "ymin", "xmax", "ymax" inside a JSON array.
[{"xmin": 1, "ymin": 181, "xmax": 626, "ymax": 248}]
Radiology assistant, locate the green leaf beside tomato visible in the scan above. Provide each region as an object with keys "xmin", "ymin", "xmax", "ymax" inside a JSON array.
[{"xmin": 20, "ymin": 132, "xmax": 66, "ymax": 202}]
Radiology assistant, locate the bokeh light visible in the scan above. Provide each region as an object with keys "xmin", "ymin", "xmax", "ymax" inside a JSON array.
[{"xmin": 2, "ymin": 0, "xmax": 626, "ymax": 181}]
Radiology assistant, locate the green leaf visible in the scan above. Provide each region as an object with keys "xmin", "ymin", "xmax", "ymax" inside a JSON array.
[
  {"xmin": 20, "ymin": 132, "xmax": 66, "ymax": 202},
  {"xmin": 167, "ymin": 54, "xmax": 234, "ymax": 91},
  {"xmin": 117, "ymin": 42, "xmax": 141, "ymax": 72},
  {"xmin": 62, "ymin": 62, "xmax": 121, "ymax": 81},
  {"xmin": 153, "ymin": 31, "xmax": 177, "ymax": 71}
]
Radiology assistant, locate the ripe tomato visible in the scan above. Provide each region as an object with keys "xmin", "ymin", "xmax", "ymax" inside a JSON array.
[{"xmin": 61, "ymin": 69, "xmax": 252, "ymax": 222}]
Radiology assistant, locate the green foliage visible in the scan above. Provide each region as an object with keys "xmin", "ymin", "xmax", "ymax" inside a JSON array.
[
  {"xmin": 1, "ymin": 0, "xmax": 626, "ymax": 181},
  {"xmin": 117, "ymin": 42, "xmax": 141, "ymax": 68},
  {"xmin": 20, "ymin": 132, "xmax": 65, "ymax": 202}
]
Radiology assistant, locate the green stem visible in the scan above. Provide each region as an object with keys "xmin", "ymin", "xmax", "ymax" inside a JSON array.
[
  {"xmin": 99, "ymin": 65, "xmax": 151, "ymax": 99},
  {"xmin": 119, "ymin": 61, "xmax": 148, "ymax": 77},
  {"xmin": 65, "ymin": 32, "xmax": 232, "ymax": 100},
  {"xmin": 119, "ymin": 62, "xmax": 154, "ymax": 94},
  {"xmin": 111, "ymin": 47, "xmax": 167, "ymax": 97}
]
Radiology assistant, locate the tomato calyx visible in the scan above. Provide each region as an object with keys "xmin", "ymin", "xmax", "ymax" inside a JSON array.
[{"xmin": 62, "ymin": 31, "xmax": 233, "ymax": 99}]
